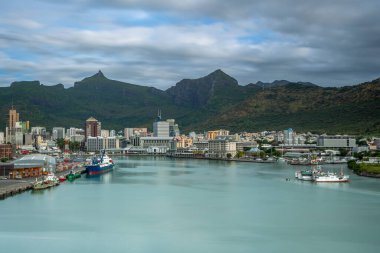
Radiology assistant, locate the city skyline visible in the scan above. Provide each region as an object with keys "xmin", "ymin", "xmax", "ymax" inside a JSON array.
[{"xmin": 1, "ymin": 1, "xmax": 380, "ymax": 88}]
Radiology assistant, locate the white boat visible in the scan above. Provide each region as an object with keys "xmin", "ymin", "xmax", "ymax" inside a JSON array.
[{"xmin": 313, "ymin": 171, "xmax": 349, "ymax": 183}]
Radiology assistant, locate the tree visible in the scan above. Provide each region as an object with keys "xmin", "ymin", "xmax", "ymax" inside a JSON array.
[
  {"xmin": 69, "ymin": 141, "xmax": 80, "ymax": 152},
  {"xmin": 236, "ymin": 151, "xmax": 244, "ymax": 158},
  {"xmin": 226, "ymin": 153, "xmax": 232, "ymax": 159},
  {"xmin": 56, "ymin": 138, "xmax": 65, "ymax": 150}
]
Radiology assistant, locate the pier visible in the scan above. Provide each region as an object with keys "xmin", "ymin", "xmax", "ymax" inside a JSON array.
[{"xmin": 0, "ymin": 164, "xmax": 86, "ymax": 201}]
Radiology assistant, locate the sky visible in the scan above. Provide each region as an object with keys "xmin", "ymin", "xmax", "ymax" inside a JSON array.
[{"xmin": 0, "ymin": 0, "xmax": 379, "ymax": 89}]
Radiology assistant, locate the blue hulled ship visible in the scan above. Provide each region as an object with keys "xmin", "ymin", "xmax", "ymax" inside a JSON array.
[{"xmin": 86, "ymin": 151, "xmax": 114, "ymax": 176}]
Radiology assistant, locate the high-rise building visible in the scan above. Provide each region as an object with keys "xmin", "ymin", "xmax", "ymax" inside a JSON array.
[
  {"xmin": 8, "ymin": 108, "xmax": 19, "ymax": 129},
  {"xmin": 166, "ymin": 119, "xmax": 180, "ymax": 137},
  {"xmin": 85, "ymin": 117, "xmax": 101, "ymax": 139},
  {"xmin": 52, "ymin": 127, "xmax": 65, "ymax": 140},
  {"xmin": 284, "ymin": 128, "xmax": 294, "ymax": 145},
  {"xmin": 153, "ymin": 121, "xmax": 169, "ymax": 137},
  {"xmin": 153, "ymin": 110, "xmax": 169, "ymax": 137}
]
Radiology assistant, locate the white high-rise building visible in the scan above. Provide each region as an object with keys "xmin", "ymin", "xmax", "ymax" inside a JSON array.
[
  {"xmin": 52, "ymin": 127, "xmax": 65, "ymax": 140},
  {"xmin": 153, "ymin": 110, "xmax": 169, "ymax": 137},
  {"xmin": 284, "ymin": 128, "xmax": 294, "ymax": 145},
  {"xmin": 153, "ymin": 121, "xmax": 170, "ymax": 137},
  {"xmin": 0, "ymin": 132, "xmax": 4, "ymax": 144}
]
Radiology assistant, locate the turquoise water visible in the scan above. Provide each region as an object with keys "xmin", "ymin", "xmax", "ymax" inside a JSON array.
[{"xmin": 1, "ymin": 156, "xmax": 380, "ymax": 253}]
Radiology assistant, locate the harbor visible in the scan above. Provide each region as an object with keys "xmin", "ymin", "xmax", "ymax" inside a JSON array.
[{"xmin": 1, "ymin": 156, "xmax": 379, "ymax": 253}]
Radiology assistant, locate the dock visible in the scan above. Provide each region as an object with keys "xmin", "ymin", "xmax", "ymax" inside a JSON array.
[{"xmin": 0, "ymin": 164, "xmax": 86, "ymax": 201}]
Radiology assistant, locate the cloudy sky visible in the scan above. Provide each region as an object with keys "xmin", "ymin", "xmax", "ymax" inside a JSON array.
[{"xmin": 0, "ymin": 0, "xmax": 379, "ymax": 89}]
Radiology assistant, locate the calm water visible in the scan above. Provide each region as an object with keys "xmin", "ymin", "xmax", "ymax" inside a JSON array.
[{"xmin": 1, "ymin": 157, "xmax": 380, "ymax": 253}]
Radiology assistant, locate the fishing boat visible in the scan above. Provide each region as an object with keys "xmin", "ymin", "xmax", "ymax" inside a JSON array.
[
  {"xmin": 313, "ymin": 170, "xmax": 349, "ymax": 183},
  {"xmin": 33, "ymin": 172, "xmax": 60, "ymax": 190},
  {"xmin": 58, "ymin": 175, "xmax": 66, "ymax": 182},
  {"xmin": 86, "ymin": 150, "xmax": 114, "ymax": 176}
]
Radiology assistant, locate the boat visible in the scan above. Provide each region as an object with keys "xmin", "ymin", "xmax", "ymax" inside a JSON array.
[
  {"xmin": 313, "ymin": 170, "xmax": 349, "ymax": 183},
  {"xmin": 86, "ymin": 150, "xmax": 114, "ymax": 176},
  {"xmin": 33, "ymin": 173, "xmax": 60, "ymax": 190},
  {"xmin": 295, "ymin": 170, "xmax": 314, "ymax": 181},
  {"xmin": 66, "ymin": 170, "xmax": 81, "ymax": 181},
  {"xmin": 58, "ymin": 175, "xmax": 66, "ymax": 182}
]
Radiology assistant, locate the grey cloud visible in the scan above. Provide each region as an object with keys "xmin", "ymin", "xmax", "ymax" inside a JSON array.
[{"xmin": 1, "ymin": 0, "xmax": 379, "ymax": 88}]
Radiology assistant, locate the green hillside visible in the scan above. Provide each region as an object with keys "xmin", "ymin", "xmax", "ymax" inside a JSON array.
[{"xmin": 0, "ymin": 70, "xmax": 379, "ymax": 135}]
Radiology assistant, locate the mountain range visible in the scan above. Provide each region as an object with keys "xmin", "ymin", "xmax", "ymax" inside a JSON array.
[{"xmin": 1, "ymin": 69, "xmax": 379, "ymax": 135}]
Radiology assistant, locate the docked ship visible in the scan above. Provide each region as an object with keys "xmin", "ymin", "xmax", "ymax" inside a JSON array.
[
  {"xmin": 86, "ymin": 151, "xmax": 114, "ymax": 176},
  {"xmin": 33, "ymin": 172, "xmax": 60, "ymax": 190},
  {"xmin": 313, "ymin": 171, "xmax": 349, "ymax": 183},
  {"xmin": 295, "ymin": 170, "xmax": 314, "ymax": 181}
]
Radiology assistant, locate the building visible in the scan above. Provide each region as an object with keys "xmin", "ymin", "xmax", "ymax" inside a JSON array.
[
  {"xmin": 67, "ymin": 127, "xmax": 84, "ymax": 138},
  {"xmin": 8, "ymin": 108, "xmax": 19, "ymax": 129},
  {"xmin": 10, "ymin": 154, "xmax": 56, "ymax": 179},
  {"xmin": 0, "ymin": 132, "xmax": 4, "ymax": 144},
  {"xmin": 317, "ymin": 135, "xmax": 357, "ymax": 149},
  {"xmin": 52, "ymin": 127, "xmax": 65, "ymax": 140},
  {"xmin": 167, "ymin": 119, "xmax": 180, "ymax": 137},
  {"xmin": 193, "ymin": 141, "xmax": 209, "ymax": 151},
  {"xmin": 284, "ymin": 128, "xmax": 294, "ymax": 145},
  {"xmin": 153, "ymin": 121, "xmax": 170, "ymax": 137},
  {"xmin": 236, "ymin": 141, "xmax": 258, "ymax": 152},
  {"xmin": 140, "ymin": 137, "xmax": 176, "ymax": 152},
  {"xmin": 85, "ymin": 117, "xmax": 101, "ymax": 139},
  {"xmin": 208, "ymin": 136, "xmax": 237, "ymax": 158},
  {"xmin": 176, "ymin": 135, "xmax": 193, "ymax": 148},
  {"xmin": 31, "ymin": 127, "xmax": 47, "ymax": 136},
  {"xmin": 124, "ymin": 128, "xmax": 148, "ymax": 140},
  {"xmin": 101, "ymin": 130, "xmax": 110, "ymax": 138},
  {"xmin": 374, "ymin": 138, "xmax": 380, "ymax": 150},
  {"xmin": 86, "ymin": 136, "xmax": 104, "ymax": 152},
  {"xmin": 0, "ymin": 163, "xmax": 14, "ymax": 178},
  {"xmin": 0, "ymin": 144, "xmax": 14, "ymax": 160},
  {"xmin": 207, "ymin": 129, "xmax": 230, "ymax": 140}
]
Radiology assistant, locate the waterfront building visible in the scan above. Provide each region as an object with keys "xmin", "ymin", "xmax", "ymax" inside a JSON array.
[
  {"xmin": 236, "ymin": 141, "xmax": 258, "ymax": 152},
  {"xmin": 317, "ymin": 135, "xmax": 357, "ymax": 150},
  {"xmin": 207, "ymin": 129, "xmax": 230, "ymax": 140},
  {"xmin": 176, "ymin": 135, "xmax": 193, "ymax": 148},
  {"xmin": 86, "ymin": 136, "xmax": 104, "ymax": 152},
  {"xmin": 208, "ymin": 136, "xmax": 237, "ymax": 158},
  {"xmin": 0, "ymin": 163, "xmax": 14, "ymax": 178},
  {"xmin": 193, "ymin": 141, "xmax": 209, "ymax": 151},
  {"xmin": 52, "ymin": 127, "xmax": 65, "ymax": 140},
  {"xmin": 10, "ymin": 154, "xmax": 56, "ymax": 179},
  {"xmin": 140, "ymin": 137, "xmax": 176, "ymax": 151},
  {"xmin": 130, "ymin": 136, "xmax": 141, "ymax": 147},
  {"xmin": 85, "ymin": 117, "xmax": 101, "ymax": 139},
  {"xmin": 153, "ymin": 121, "xmax": 170, "ymax": 137}
]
